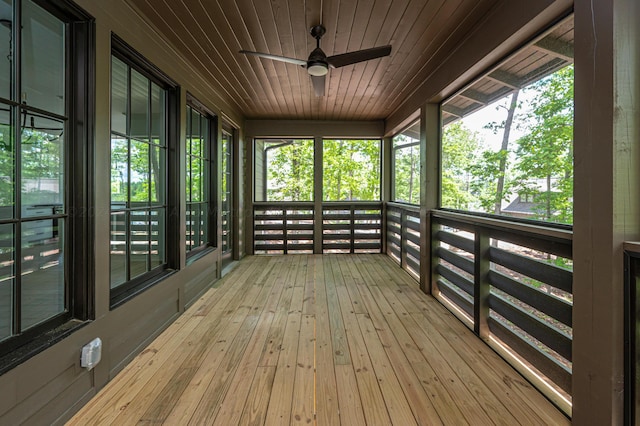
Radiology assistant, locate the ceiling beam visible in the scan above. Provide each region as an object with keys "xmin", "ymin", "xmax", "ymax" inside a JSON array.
[
  {"xmin": 458, "ymin": 89, "xmax": 491, "ymax": 105},
  {"xmin": 486, "ymin": 70, "xmax": 523, "ymax": 90},
  {"xmin": 533, "ymin": 37, "xmax": 574, "ymax": 61},
  {"xmin": 441, "ymin": 104, "xmax": 465, "ymax": 118}
]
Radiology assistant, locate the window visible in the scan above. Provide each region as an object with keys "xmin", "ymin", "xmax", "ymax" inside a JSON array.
[
  {"xmin": 221, "ymin": 126, "xmax": 233, "ymax": 260},
  {"xmin": 110, "ymin": 36, "xmax": 178, "ymax": 305},
  {"xmin": 254, "ymin": 139, "xmax": 314, "ymax": 202},
  {"xmin": 392, "ymin": 121, "xmax": 420, "ymax": 204},
  {"xmin": 186, "ymin": 100, "xmax": 215, "ymax": 257},
  {"xmin": 440, "ymin": 23, "xmax": 574, "ymax": 225},
  {"xmin": 323, "ymin": 139, "xmax": 381, "ymax": 201},
  {"xmin": 0, "ymin": 0, "xmax": 94, "ymax": 364}
]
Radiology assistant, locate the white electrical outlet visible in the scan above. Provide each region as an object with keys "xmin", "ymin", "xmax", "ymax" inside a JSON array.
[{"xmin": 80, "ymin": 338, "xmax": 102, "ymax": 371}]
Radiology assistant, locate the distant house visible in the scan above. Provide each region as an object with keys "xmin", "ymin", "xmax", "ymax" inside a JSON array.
[{"xmin": 502, "ymin": 194, "xmax": 538, "ymax": 219}]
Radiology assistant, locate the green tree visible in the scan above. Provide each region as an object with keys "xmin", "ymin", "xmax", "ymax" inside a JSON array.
[
  {"xmin": 513, "ymin": 65, "xmax": 574, "ymax": 224},
  {"xmin": 441, "ymin": 122, "xmax": 483, "ymax": 209},
  {"xmin": 393, "ymin": 135, "xmax": 420, "ymax": 204},
  {"xmin": 323, "ymin": 139, "xmax": 380, "ymax": 201},
  {"xmin": 267, "ymin": 140, "xmax": 314, "ymax": 201}
]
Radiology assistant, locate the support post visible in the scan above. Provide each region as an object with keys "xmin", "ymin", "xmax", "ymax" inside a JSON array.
[
  {"xmin": 313, "ymin": 136, "xmax": 323, "ymax": 254},
  {"xmin": 573, "ymin": 0, "xmax": 640, "ymax": 422},
  {"xmin": 421, "ymin": 103, "xmax": 440, "ymax": 294},
  {"xmin": 473, "ymin": 229, "xmax": 490, "ymax": 339}
]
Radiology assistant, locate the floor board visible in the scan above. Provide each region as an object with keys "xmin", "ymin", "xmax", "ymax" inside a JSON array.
[{"xmin": 67, "ymin": 254, "xmax": 570, "ymax": 425}]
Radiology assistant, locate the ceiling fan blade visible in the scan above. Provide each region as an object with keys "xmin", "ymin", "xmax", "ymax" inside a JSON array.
[
  {"xmin": 311, "ymin": 75, "xmax": 326, "ymax": 97},
  {"xmin": 327, "ymin": 45, "xmax": 392, "ymax": 68},
  {"xmin": 239, "ymin": 50, "xmax": 307, "ymax": 66}
]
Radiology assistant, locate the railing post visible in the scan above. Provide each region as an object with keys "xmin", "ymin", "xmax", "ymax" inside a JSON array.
[
  {"xmin": 474, "ymin": 228, "xmax": 490, "ymax": 339},
  {"xmin": 313, "ymin": 137, "xmax": 323, "ymax": 254},
  {"xmin": 283, "ymin": 207, "xmax": 288, "ymax": 254},
  {"xmin": 350, "ymin": 204, "xmax": 355, "ymax": 254},
  {"xmin": 400, "ymin": 208, "xmax": 407, "ymax": 270}
]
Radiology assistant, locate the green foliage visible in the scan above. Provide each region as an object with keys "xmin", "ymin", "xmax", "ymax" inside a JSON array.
[
  {"xmin": 470, "ymin": 149, "xmax": 511, "ymax": 212},
  {"xmin": 393, "ymin": 135, "xmax": 420, "ymax": 204},
  {"xmin": 260, "ymin": 139, "xmax": 381, "ymax": 202},
  {"xmin": 441, "ymin": 65, "xmax": 574, "ymax": 225},
  {"xmin": 513, "ymin": 65, "xmax": 574, "ymax": 224},
  {"xmin": 323, "ymin": 139, "xmax": 380, "ymax": 201},
  {"xmin": 441, "ymin": 122, "xmax": 482, "ymax": 210},
  {"xmin": 266, "ymin": 140, "xmax": 314, "ymax": 201}
]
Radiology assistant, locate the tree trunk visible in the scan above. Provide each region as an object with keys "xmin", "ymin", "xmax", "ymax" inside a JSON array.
[{"xmin": 494, "ymin": 90, "xmax": 519, "ymax": 215}]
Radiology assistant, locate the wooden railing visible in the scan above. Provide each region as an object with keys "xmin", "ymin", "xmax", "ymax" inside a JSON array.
[
  {"xmin": 431, "ymin": 210, "xmax": 573, "ymax": 397},
  {"xmin": 253, "ymin": 202, "xmax": 315, "ymax": 254},
  {"xmin": 386, "ymin": 202, "xmax": 420, "ymax": 279},
  {"xmin": 252, "ymin": 202, "xmax": 382, "ymax": 254},
  {"xmin": 322, "ymin": 202, "xmax": 382, "ymax": 253}
]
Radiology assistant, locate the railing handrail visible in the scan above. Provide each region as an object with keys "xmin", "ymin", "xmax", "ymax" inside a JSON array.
[
  {"xmin": 624, "ymin": 241, "xmax": 640, "ymax": 254},
  {"xmin": 432, "ymin": 209, "xmax": 573, "ymax": 243},
  {"xmin": 253, "ymin": 201, "xmax": 315, "ymax": 209},
  {"xmin": 386, "ymin": 201, "xmax": 420, "ymax": 213}
]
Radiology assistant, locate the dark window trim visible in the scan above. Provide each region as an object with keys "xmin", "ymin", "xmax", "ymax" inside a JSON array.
[
  {"xmin": 186, "ymin": 93, "xmax": 217, "ymax": 257},
  {"xmin": 109, "ymin": 34, "xmax": 180, "ymax": 308},
  {"xmin": 0, "ymin": 0, "xmax": 95, "ymax": 363}
]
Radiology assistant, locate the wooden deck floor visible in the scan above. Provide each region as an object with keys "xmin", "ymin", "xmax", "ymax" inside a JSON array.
[{"xmin": 67, "ymin": 254, "xmax": 569, "ymax": 425}]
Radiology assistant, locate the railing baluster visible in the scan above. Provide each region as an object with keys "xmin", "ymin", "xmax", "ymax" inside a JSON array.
[
  {"xmin": 474, "ymin": 227, "xmax": 490, "ymax": 338},
  {"xmin": 400, "ymin": 208, "xmax": 407, "ymax": 270}
]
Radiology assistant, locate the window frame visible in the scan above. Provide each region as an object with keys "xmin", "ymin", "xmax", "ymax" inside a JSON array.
[
  {"xmin": 185, "ymin": 94, "xmax": 216, "ymax": 260},
  {"xmin": 109, "ymin": 35, "xmax": 180, "ymax": 308},
  {"xmin": 0, "ymin": 0, "xmax": 95, "ymax": 370}
]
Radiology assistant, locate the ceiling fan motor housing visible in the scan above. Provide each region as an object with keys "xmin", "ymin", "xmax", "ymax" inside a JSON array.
[{"xmin": 307, "ymin": 46, "xmax": 328, "ymax": 76}]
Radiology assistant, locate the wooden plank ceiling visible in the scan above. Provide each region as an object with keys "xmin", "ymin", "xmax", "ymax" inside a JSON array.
[{"xmin": 126, "ymin": 0, "xmax": 501, "ymax": 121}]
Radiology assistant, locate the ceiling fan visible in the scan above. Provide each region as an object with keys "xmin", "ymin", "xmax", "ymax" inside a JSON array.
[{"xmin": 240, "ymin": 25, "xmax": 392, "ymax": 97}]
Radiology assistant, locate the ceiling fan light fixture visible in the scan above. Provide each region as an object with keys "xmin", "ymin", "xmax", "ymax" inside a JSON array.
[{"xmin": 307, "ymin": 62, "xmax": 328, "ymax": 76}]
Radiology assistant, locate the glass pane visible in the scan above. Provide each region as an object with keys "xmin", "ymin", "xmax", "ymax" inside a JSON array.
[
  {"xmin": 0, "ymin": 223, "xmax": 13, "ymax": 341},
  {"xmin": 129, "ymin": 210, "xmax": 149, "ymax": 280},
  {"xmin": 21, "ymin": 116, "xmax": 64, "ymax": 215},
  {"xmin": 185, "ymin": 203, "xmax": 192, "ymax": 252},
  {"xmin": 150, "ymin": 145, "xmax": 165, "ymax": 205},
  {"xmin": 130, "ymin": 140, "xmax": 149, "ymax": 204},
  {"xmin": 21, "ymin": 218, "xmax": 64, "ymax": 330},
  {"xmin": 323, "ymin": 139, "xmax": 380, "ymax": 201},
  {"xmin": 191, "ymin": 109, "xmax": 200, "ymax": 155},
  {"xmin": 21, "ymin": 0, "xmax": 65, "ymax": 115},
  {"xmin": 0, "ymin": 104, "xmax": 13, "ymax": 219},
  {"xmin": 111, "ymin": 56, "xmax": 128, "ymax": 135},
  {"xmin": 187, "ymin": 204, "xmax": 200, "ymax": 250},
  {"xmin": 200, "ymin": 203, "xmax": 208, "ymax": 248},
  {"xmin": 191, "ymin": 156, "xmax": 201, "ymax": 202},
  {"xmin": 150, "ymin": 83, "xmax": 164, "ymax": 146},
  {"xmin": 258, "ymin": 139, "xmax": 314, "ymax": 202},
  {"xmin": 130, "ymin": 69, "xmax": 149, "ymax": 141},
  {"xmin": 0, "ymin": 0, "xmax": 12, "ymax": 101},
  {"xmin": 110, "ymin": 212, "xmax": 127, "ymax": 288},
  {"xmin": 186, "ymin": 106, "xmax": 192, "ymax": 155},
  {"xmin": 393, "ymin": 145, "xmax": 420, "ymax": 204},
  {"xmin": 110, "ymin": 136, "xmax": 128, "ymax": 207},
  {"xmin": 202, "ymin": 118, "xmax": 209, "ymax": 160},
  {"xmin": 150, "ymin": 209, "xmax": 164, "ymax": 268}
]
